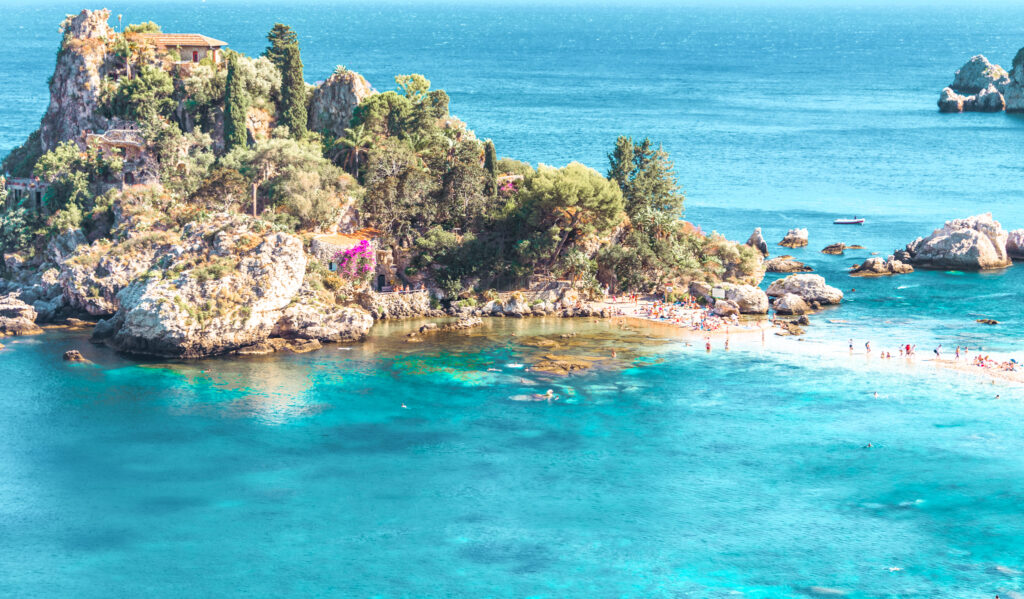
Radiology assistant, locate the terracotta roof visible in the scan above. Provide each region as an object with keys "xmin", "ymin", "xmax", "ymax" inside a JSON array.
[{"xmin": 134, "ymin": 33, "xmax": 228, "ymax": 48}]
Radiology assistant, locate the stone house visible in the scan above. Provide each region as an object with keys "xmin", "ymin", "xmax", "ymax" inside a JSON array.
[{"xmin": 134, "ymin": 33, "xmax": 227, "ymax": 64}]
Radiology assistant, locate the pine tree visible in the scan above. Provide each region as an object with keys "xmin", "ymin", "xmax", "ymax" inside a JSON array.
[
  {"xmin": 264, "ymin": 23, "xmax": 298, "ymax": 71},
  {"xmin": 279, "ymin": 43, "xmax": 307, "ymax": 138},
  {"xmin": 223, "ymin": 53, "xmax": 249, "ymax": 151}
]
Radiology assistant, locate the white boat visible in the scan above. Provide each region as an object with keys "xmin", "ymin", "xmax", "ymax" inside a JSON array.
[{"xmin": 833, "ymin": 217, "xmax": 865, "ymax": 225}]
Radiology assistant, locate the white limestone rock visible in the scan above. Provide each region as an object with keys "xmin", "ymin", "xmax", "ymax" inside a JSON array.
[
  {"xmin": 778, "ymin": 228, "xmax": 809, "ymax": 248},
  {"xmin": 900, "ymin": 213, "xmax": 1010, "ymax": 270},
  {"xmin": 766, "ymin": 274, "xmax": 843, "ymax": 305}
]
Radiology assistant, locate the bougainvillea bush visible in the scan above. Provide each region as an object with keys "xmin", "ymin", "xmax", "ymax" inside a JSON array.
[{"xmin": 332, "ymin": 239, "xmax": 376, "ymax": 287}]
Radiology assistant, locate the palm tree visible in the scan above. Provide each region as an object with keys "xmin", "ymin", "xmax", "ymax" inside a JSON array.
[{"xmin": 333, "ymin": 124, "xmax": 373, "ymax": 177}]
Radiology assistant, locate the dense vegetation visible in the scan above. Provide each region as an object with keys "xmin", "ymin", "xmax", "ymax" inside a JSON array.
[{"xmin": 1, "ymin": 18, "xmax": 761, "ymax": 298}]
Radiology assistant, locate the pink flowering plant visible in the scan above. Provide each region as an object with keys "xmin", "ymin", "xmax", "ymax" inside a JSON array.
[{"xmin": 333, "ymin": 240, "xmax": 376, "ymax": 286}]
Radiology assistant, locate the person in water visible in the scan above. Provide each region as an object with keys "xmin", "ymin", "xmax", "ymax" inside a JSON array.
[{"xmin": 865, "ymin": 341, "xmax": 871, "ymax": 354}]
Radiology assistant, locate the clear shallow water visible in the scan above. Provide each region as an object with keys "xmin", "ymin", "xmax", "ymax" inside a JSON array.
[
  {"xmin": 4, "ymin": 2, "xmax": 1024, "ymax": 596},
  {"xmin": 2, "ymin": 321, "xmax": 1023, "ymax": 598}
]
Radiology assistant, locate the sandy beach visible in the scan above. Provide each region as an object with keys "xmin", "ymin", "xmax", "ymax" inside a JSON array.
[{"xmin": 602, "ymin": 298, "xmax": 1024, "ymax": 389}]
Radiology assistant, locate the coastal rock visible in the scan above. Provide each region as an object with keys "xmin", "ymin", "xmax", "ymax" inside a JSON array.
[
  {"xmin": 720, "ymin": 284, "xmax": 769, "ymax": 314},
  {"xmin": 270, "ymin": 289, "xmax": 373, "ymax": 343},
  {"xmin": 899, "ymin": 213, "xmax": 1010, "ymax": 270},
  {"xmin": 308, "ymin": 69, "xmax": 377, "ymax": 139},
  {"xmin": 0, "ymin": 293, "xmax": 43, "ymax": 335},
  {"xmin": 765, "ymin": 255, "xmax": 812, "ymax": 273},
  {"xmin": 950, "ymin": 55, "xmax": 1009, "ymax": 94},
  {"xmin": 47, "ymin": 228, "xmax": 88, "ymax": 263},
  {"xmin": 1005, "ymin": 50, "xmax": 1024, "ymax": 112},
  {"xmin": 712, "ymin": 299, "xmax": 740, "ymax": 317},
  {"xmin": 96, "ymin": 232, "xmax": 307, "ymax": 358},
  {"xmin": 745, "ymin": 227, "xmax": 769, "ymax": 256},
  {"xmin": 356, "ymin": 290, "xmax": 431, "ymax": 320},
  {"xmin": 40, "ymin": 9, "xmax": 115, "ymax": 151},
  {"xmin": 975, "ymin": 84, "xmax": 1006, "ymax": 112},
  {"xmin": 938, "ymin": 88, "xmax": 965, "ymax": 113},
  {"xmin": 1006, "ymin": 229, "xmax": 1024, "ymax": 259},
  {"xmin": 850, "ymin": 256, "xmax": 914, "ymax": 277},
  {"xmin": 773, "ymin": 293, "xmax": 810, "ymax": 316},
  {"xmin": 62, "ymin": 350, "xmax": 89, "ymax": 363},
  {"xmin": 778, "ymin": 228, "xmax": 808, "ymax": 248},
  {"xmin": 283, "ymin": 339, "xmax": 322, "ymax": 354},
  {"xmin": 766, "ymin": 274, "xmax": 843, "ymax": 305},
  {"xmin": 821, "ymin": 242, "xmax": 846, "ymax": 255},
  {"xmin": 688, "ymin": 281, "xmax": 712, "ymax": 302}
]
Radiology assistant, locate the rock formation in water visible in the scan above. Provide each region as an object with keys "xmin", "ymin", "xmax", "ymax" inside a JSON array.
[
  {"xmin": 821, "ymin": 243, "xmax": 846, "ymax": 255},
  {"xmin": 1005, "ymin": 50, "xmax": 1024, "ymax": 112},
  {"xmin": 778, "ymin": 228, "xmax": 808, "ymax": 248},
  {"xmin": 938, "ymin": 55, "xmax": 1010, "ymax": 113},
  {"xmin": 765, "ymin": 255, "xmax": 812, "ymax": 273},
  {"xmin": 773, "ymin": 293, "xmax": 810, "ymax": 316},
  {"xmin": 1005, "ymin": 229, "xmax": 1024, "ymax": 260},
  {"xmin": 745, "ymin": 227, "xmax": 769, "ymax": 256},
  {"xmin": 849, "ymin": 256, "xmax": 913, "ymax": 277},
  {"xmin": 766, "ymin": 274, "xmax": 843, "ymax": 305},
  {"xmin": 0, "ymin": 293, "xmax": 44, "ymax": 336},
  {"xmin": 308, "ymin": 68, "xmax": 377, "ymax": 139},
  {"xmin": 895, "ymin": 213, "xmax": 1011, "ymax": 270}
]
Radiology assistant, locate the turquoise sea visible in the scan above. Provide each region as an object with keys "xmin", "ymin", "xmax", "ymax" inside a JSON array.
[{"xmin": 4, "ymin": 1, "xmax": 1024, "ymax": 597}]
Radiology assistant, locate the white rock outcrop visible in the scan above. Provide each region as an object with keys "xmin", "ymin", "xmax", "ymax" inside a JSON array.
[
  {"xmin": 1006, "ymin": 229, "xmax": 1024, "ymax": 260},
  {"xmin": 950, "ymin": 55, "xmax": 1009, "ymax": 94},
  {"xmin": 898, "ymin": 213, "xmax": 1011, "ymax": 270},
  {"xmin": 766, "ymin": 274, "xmax": 843, "ymax": 305}
]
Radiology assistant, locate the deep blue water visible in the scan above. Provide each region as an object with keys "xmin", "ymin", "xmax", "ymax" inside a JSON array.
[{"xmin": 4, "ymin": 2, "xmax": 1024, "ymax": 597}]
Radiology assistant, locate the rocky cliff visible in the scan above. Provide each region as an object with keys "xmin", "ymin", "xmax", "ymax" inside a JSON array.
[
  {"xmin": 41, "ymin": 9, "xmax": 116, "ymax": 151},
  {"xmin": 308, "ymin": 69, "xmax": 377, "ymax": 139}
]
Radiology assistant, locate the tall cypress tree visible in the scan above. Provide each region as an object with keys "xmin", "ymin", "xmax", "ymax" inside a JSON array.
[
  {"xmin": 264, "ymin": 23, "xmax": 298, "ymax": 71},
  {"xmin": 223, "ymin": 53, "xmax": 249, "ymax": 151},
  {"xmin": 483, "ymin": 139, "xmax": 497, "ymax": 196},
  {"xmin": 279, "ymin": 43, "xmax": 307, "ymax": 138}
]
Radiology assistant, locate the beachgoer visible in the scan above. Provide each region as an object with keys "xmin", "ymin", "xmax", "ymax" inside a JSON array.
[
  {"xmin": 705, "ymin": 338, "xmax": 712, "ymax": 352},
  {"xmin": 849, "ymin": 339, "xmax": 853, "ymax": 352},
  {"xmin": 865, "ymin": 341, "xmax": 871, "ymax": 353},
  {"xmin": 955, "ymin": 346, "xmax": 960, "ymax": 360},
  {"xmin": 873, "ymin": 391, "xmax": 878, "ymax": 398},
  {"xmin": 934, "ymin": 344, "xmax": 942, "ymax": 359}
]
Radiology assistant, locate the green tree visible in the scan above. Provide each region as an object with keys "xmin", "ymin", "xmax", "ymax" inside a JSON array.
[
  {"xmin": 264, "ymin": 23, "xmax": 298, "ymax": 71},
  {"xmin": 483, "ymin": 139, "xmax": 497, "ymax": 195},
  {"xmin": 607, "ymin": 136, "xmax": 685, "ymax": 236},
  {"xmin": 125, "ymin": 21, "xmax": 161, "ymax": 34},
  {"xmin": 360, "ymin": 138, "xmax": 438, "ymax": 247},
  {"xmin": 105, "ymin": 64, "xmax": 175, "ymax": 123},
  {"xmin": 396, "ymin": 74, "xmax": 431, "ymax": 102},
  {"xmin": 278, "ymin": 43, "xmax": 307, "ymax": 138},
  {"xmin": 330, "ymin": 124, "xmax": 374, "ymax": 176},
  {"xmin": 223, "ymin": 53, "xmax": 250, "ymax": 151},
  {"xmin": 519, "ymin": 162, "xmax": 624, "ymax": 268}
]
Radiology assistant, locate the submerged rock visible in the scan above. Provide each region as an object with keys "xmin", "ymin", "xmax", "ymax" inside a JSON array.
[
  {"xmin": 766, "ymin": 274, "xmax": 843, "ymax": 305},
  {"xmin": 898, "ymin": 213, "xmax": 1011, "ymax": 270},
  {"xmin": 778, "ymin": 228, "xmax": 809, "ymax": 248}
]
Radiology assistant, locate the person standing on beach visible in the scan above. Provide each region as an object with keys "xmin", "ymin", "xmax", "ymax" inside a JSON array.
[
  {"xmin": 934, "ymin": 344, "xmax": 941, "ymax": 359},
  {"xmin": 849, "ymin": 339, "xmax": 854, "ymax": 353},
  {"xmin": 865, "ymin": 341, "xmax": 871, "ymax": 354},
  {"xmin": 955, "ymin": 346, "xmax": 960, "ymax": 360},
  {"xmin": 705, "ymin": 337, "xmax": 712, "ymax": 352}
]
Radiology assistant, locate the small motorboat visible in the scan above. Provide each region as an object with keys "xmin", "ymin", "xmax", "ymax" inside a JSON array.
[{"xmin": 833, "ymin": 217, "xmax": 865, "ymax": 225}]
